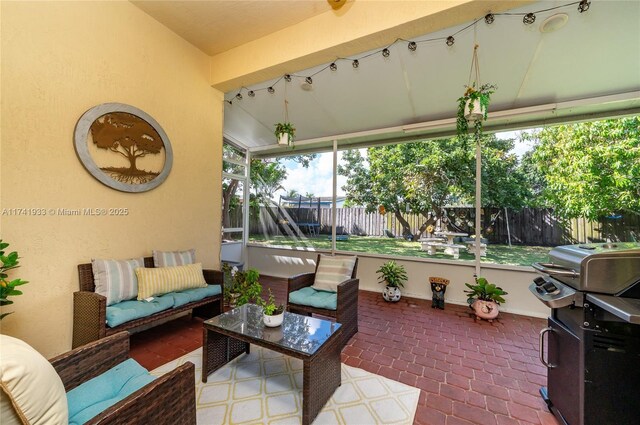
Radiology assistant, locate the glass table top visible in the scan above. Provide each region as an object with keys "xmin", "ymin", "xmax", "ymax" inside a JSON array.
[{"xmin": 204, "ymin": 304, "xmax": 341, "ymax": 356}]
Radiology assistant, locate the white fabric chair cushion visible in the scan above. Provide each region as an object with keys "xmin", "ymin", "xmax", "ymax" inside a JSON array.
[
  {"xmin": 311, "ymin": 255, "xmax": 357, "ymax": 292},
  {"xmin": 0, "ymin": 335, "xmax": 68, "ymax": 425}
]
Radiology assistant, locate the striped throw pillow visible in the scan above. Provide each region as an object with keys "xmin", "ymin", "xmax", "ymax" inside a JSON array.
[
  {"xmin": 92, "ymin": 258, "xmax": 145, "ymax": 306},
  {"xmin": 152, "ymin": 249, "xmax": 196, "ymax": 267},
  {"xmin": 136, "ymin": 263, "xmax": 207, "ymax": 300},
  {"xmin": 312, "ymin": 255, "xmax": 357, "ymax": 292}
]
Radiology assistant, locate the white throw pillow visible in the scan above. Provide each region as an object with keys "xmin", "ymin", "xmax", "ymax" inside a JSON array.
[
  {"xmin": 0, "ymin": 335, "xmax": 68, "ymax": 425},
  {"xmin": 152, "ymin": 249, "xmax": 196, "ymax": 267},
  {"xmin": 92, "ymin": 258, "xmax": 145, "ymax": 306},
  {"xmin": 311, "ymin": 255, "xmax": 357, "ymax": 292}
]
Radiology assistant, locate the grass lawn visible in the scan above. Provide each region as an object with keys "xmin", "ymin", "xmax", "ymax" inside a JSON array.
[{"xmin": 248, "ymin": 235, "xmax": 550, "ymax": 267}]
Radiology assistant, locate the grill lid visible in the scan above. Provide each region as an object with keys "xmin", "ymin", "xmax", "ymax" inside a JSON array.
[{"xmin": 538, "ymin": 243, "xmax": 640, "ymax": 294}]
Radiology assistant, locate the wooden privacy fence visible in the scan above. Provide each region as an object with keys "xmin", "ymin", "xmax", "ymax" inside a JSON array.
[{"xmin": 240, "ymin": 206, "xmax": 639, "ymax": 246}]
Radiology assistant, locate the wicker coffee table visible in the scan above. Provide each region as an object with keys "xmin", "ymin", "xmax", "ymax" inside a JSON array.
[{"xmin": 202, "ymin": 304, "xmax": 343, "ymax": 425}]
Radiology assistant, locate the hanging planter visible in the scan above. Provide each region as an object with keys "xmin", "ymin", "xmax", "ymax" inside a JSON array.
[
  {"xmin": 456, "ymin": 44, "xmax": 496, "ymax": 143},
  {"xmin": 275, "ymin": 122, "xmax": 295, "ymax": 146}
]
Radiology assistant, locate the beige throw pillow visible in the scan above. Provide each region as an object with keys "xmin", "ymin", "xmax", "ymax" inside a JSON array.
[
  {"xmin": 136, "ymin": 263, "xmax": 207, "ymax": 300},
  {"xmin": 0, "ymin": 335, "xmax": 68, "ymax": 425},
  {"xmin": 311, "ymin": 255, "xmax": 357, "ymax": 292}
]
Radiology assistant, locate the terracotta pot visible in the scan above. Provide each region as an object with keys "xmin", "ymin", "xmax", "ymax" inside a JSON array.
[
  {"xmin": 472, "ymin": 299, "xmax": 499, "ymax": 320},
  {"xmin": 383, "ymin": 285, "xmax": 401, "ymax": 302},
  {"xmin": 263, "ymin": 312, "xmax": 284, "ymax": 327},
  {"xmin": 464, "ymin": 98, "xmax": 485, "ymax": 121}
]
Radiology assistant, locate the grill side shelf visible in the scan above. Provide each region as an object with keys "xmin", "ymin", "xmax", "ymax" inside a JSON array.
[{"xmin": 586, "ymin": 294, "xmax": 640, "ymax": 324}]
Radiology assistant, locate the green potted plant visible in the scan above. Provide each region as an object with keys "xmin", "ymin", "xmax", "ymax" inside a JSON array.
[
  {"xmin": 376, "ymin": 260, "xmax": 408, "ymax": 302},
  {"xmin": 274, "ymin": 122, "xmax": 295, "ymax": 147},
  {"xmin": 0, "ymin": 240, "xmax": 28, "ymax": 320},
  {"xmin": 257, "ymin": 288, "xmax": 285, "ymax": 327},
  {"xmin": 456, "ymin": 82, "xmax": 497, "ymax": 142},
  {"xmin": 223, "ymin": 266, "xmax": 262, "ymax": 308},
  {"xmin": 464, "ymin": 276, "xmax": 507, "ymax": 320}
]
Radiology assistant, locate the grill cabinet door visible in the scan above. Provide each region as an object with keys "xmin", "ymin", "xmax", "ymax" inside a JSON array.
[{"xmin": 547, "ymin": 316, "xmax": 581, "ymax": 425}]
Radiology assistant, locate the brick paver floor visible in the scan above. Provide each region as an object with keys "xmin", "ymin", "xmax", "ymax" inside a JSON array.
[{"xmin": 131, "ymin": 275, "xmax": 558, "ymax": 425}]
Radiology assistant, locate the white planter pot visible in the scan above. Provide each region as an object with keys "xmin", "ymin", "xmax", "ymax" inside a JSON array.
[
  {"xmin": 263, "ymin": 312, "xmax": 284, "ymax": 327},
  {"xmin": 382, "ymin": 286, "xmax": 402, "ymax": 302},
  {"xmin": 277, "ymin": 133, "xmax": 290, "ymax": 146},
  {"xmin": 464, "ymin": 98, "xmax": 485, "ymax": 122}
]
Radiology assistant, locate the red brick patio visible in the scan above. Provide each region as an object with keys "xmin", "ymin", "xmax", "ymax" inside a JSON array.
[{"xmin": 130, "ymin": 276, "xmax": 558, "ymax": 425}]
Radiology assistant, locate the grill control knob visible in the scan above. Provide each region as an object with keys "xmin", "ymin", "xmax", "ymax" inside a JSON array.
[
  {"xmin": 542, "ymin": 282, "xmax": 559, "ymax": 294},
  {"xmin": 534, "ymin": 277, "xmax": 546, "ymax": 287}
]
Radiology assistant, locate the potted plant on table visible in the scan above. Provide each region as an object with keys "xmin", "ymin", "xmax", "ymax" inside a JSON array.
[
  {"xmin": 274, "ymin": 122, "xmax": 295, "ymax": 147},
  {"xmin": 464, "ymin": 276, "xmax": 507, "ymax": 320},
  {"xmin": 0, "ymin": 239, "xmax": 28, "ymax": 320},
  {"xmin": 257, "ymin": 288, "xmax": 285, "ymax": 327},
  {"xmin": 376, "ymin": 260, "xmax": 408, "ymax": 302}
]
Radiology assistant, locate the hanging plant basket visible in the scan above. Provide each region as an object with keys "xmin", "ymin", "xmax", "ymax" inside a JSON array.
[
  {"xmin": 274, "ymin": 122, "xmax": 295, "ymax": 147},
  {"xmin": 464, "ymin": 98, "xmax": 485, "ymax": 122}
]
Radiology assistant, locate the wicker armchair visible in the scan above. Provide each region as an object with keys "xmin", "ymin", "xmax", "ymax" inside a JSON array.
[
  {"xmin": 287, "ymin": 255, "xmax": 359, "ymax": 346},
  {"xmin": 73, "ymin": 257, "xmax": 223, "ymax": 348},
  {"xmin": 50, "ymin": 332, "xmax": 196, "ymax": 424}
]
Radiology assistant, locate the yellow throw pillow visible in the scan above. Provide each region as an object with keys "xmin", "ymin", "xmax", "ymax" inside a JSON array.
[
  {"xmin": 136, "ymin": 263, "xmax": 207, "ymax": 300},
  {"xmin": 0, "ymin": 335, "xmax": 68, "ymax": 425}
]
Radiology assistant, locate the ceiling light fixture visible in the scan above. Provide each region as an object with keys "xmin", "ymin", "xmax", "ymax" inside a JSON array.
[
  {"xmin": 235, "ymin": 93, "xmax": 243, "ymax": 100},
  {"xmin": 267, "ymin": 86, "xmax": 275, "ymax": 94},
  {"xmin": 540, "ymin": 13, "xmax": 569, "ymax": 33},
  {"xmin": 408, "ymin": 41, "xmax": 417, "ymax": 52},
  {"xmin": 382, "ymin": 48, "xmax": 390, "ymax": 58},
  {"xmin": 578, "ymin": 0, "xmax": 590, "ymax": 13},
  {"xmin": 446, "ymin": 36, "xmax": 455, "ymax": 46},
  {"xmin": 284, "ymin": 74, "xmax": 292, "ymax": 82},
  {"xmin": 523, "ymin": 13, "xmax": 536, "ymax": 25},
  {"xmin": 248, "ymin": 90, "xmax": 255, "ymax": 97},
  {"xmin": 485, "ymin": 13, "xmax": 495, "ymax": 24},
  {"xmin": 352, "ymin": 59, "xmax": 359, "ymax": 69}
]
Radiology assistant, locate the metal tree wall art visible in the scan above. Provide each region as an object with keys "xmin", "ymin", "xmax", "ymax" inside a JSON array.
[{"xmin": 74, "ymin": 103, "xmax": 173, "ymax": 192}]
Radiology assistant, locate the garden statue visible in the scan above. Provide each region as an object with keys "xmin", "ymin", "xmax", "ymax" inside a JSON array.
[{"xmin": 429, "ymin": 277, "xmax": 449, "ymax": 310}]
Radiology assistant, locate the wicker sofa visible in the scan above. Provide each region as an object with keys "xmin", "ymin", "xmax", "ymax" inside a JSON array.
[{"xmin": 73, "ymin": 257, "xmax": 223, "ymax": 348}]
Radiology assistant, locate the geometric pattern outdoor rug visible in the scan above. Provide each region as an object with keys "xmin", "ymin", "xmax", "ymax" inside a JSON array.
[{"xmin": 151, "ymin": 345, "xmax": 420, "ymax": 424}]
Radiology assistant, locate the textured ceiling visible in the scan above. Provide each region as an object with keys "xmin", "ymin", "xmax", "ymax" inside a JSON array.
[{"xmin": 131, "ymin": 0, "xmax": 329, "ymax": 55}]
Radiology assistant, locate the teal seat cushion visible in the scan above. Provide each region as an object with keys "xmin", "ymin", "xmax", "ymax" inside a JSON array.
[
  {"xmin": 106, "ymin": 296, "xmax": 174, "ymax": 327},
  {"xmin": 67, "ymin": 359, "xmax": 155, "ymax": 425},
  {"xmin": 289, "ymin": 287, "xmax": 337, "ymax": 310},
  {"xmin": 161, "ymin": 284, "xmax": 221, "ymax": 308}
]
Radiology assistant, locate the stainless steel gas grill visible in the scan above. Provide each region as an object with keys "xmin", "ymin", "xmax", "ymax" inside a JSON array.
[{"xmin": 529, "ymin": 242, "xmax": 640, "ymax": 425}]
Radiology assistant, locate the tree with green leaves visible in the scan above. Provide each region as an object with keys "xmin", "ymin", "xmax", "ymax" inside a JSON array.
[
  {"xmin": 339, "ymin": 135, "xmax": 528, "ymax": 238},
  {"xmin": 522, "ymin": 117, "xmax": 640, "ymax": 220}
]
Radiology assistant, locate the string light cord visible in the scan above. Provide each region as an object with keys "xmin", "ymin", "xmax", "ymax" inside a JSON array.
[{"xmin": 225, "ymin": 0, "xmax": 589, "ymax": 104}]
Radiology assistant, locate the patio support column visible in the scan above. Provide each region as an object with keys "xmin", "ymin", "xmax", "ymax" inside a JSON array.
[
  {"xmin": 243, "ymin": 150, "xmax": 251, "ymax": 267},
  {"xmin": 475, "ymin": 137, "xmax": 482, "ymax": 277},
  {"xmin": 331, "ymin": 139, "xmax": 338, "ymax": 254}
]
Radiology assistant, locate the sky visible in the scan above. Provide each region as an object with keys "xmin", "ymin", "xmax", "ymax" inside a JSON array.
[{"xmin": 276, "ymin": 130, "xmax": 534, "ymax": 200}]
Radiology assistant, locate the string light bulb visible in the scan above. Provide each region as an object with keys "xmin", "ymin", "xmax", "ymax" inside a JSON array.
[
  {"xmin": 408, "ymin": 41, "xmax": 417, "ymax": 52},
  {"xmin": 578, "ymin": 0, "xmax": 590, "ymax": 13},
  {"xmin": 382, "ymin": 48, "xmax": 390, "ymax": 58},
  {"xmin": 523, "ymin": 13, "xmax": 536, "ymax": 24},
  {"xmin": 235, "ymin": 92, "xmax": 243, "ymax": 100},
  {"xmin": 485, "ymin": 13, "xmax": 495, "ymax": 24},
  {"xmin": 284, "ymin": 74, "xmax": 292, "ymax": 82},
  {"xmin": 305, "ymin": 76, "xmax": 313, "ymax": 85},
  {"xmin": 446, "ymin": 36, "xmax": 455, "ymax": 47},
  {"xmin": 352, "ymin": 59, "xmax": 359, "ymax": 69},
  {"xmin": 248, "ymin": 90, "xmax": 255, "ymax": 97},
  {"xmin": 267, "ymin": 86, "xmax": 275, "ymax": 94},
  {"xmin": 330, "ymin": 62, "xmax": 338, "ymax": 71}
]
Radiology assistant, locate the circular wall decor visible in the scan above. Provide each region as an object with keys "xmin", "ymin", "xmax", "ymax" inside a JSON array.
[{"xmin": 74, "ymin": 103, "xmax": 173, "ymax": 192}]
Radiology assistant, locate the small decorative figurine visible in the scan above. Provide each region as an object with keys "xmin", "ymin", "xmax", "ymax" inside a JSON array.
[{"xmin": 430, "ymin": 277, "xmax": 449, "ymax": 309}]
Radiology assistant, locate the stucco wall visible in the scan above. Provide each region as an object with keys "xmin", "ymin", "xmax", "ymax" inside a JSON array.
[
  {"xmin": 247, "ymin": 245, "xmax": 550, "ymax": 319},
  {"xmin": 0, "ymin": 1, "xmax": 223, "ymax": 356}
]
